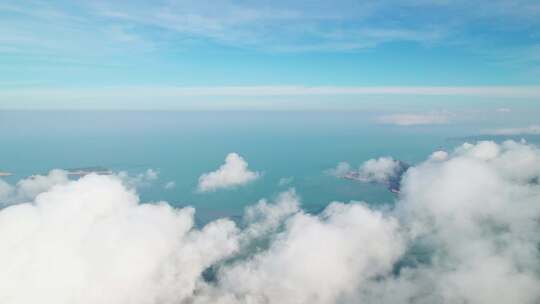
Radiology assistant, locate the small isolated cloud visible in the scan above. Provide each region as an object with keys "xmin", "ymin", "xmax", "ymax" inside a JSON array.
[
  {"xmin": 357, "ymin": 157, "xmax": 401, "ymax": 183},
  {"xmin": 377, "ymin": 113, "xmax": 449, "ymax": 126},
  {"xmin": 484, "ymin": 125, "xmax": 540, "ymax": 135},
  {"xmin": 197, "ymin": 153, "xmax": 260, "ymax": 192},
  {"xmin": 496, "ymin": 107, "xmax": 511, "ymax": 113},
  {"xmin": 145, "ymin": 169, "xmax": 158, "ymax": 180},
  {"xmin": 117, "ymin": 168, "xmax": 159, "ymax": 188},
  {"xmin": 278, "ymin": 177, "xmax": 294, "ymax": 186},
  {"xmin": 326, "ymin": 161, "xmax": 352, "ymax": 177},
  {"xmin": 164, "ymin": 181, "xmax": 176, "ymax": 190}
]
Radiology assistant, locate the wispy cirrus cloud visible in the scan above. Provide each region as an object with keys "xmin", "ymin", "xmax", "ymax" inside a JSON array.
[
  {"xmin": 2, "ymin": 0, "xmax": 540, "ymax": 104},
  {"xmin": 85, "ymin": 0, "xmax": 540, "ymax": 52},
  {"xmin": 2, "ymin": 0, "xmax": 540, "ymax": 55}
]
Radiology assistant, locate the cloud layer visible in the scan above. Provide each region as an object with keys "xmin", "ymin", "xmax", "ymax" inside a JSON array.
[
  {"xmin": 485, "ymin": 124, "xmax": 540, "ymax": 135},
  {"xmin": 3, "ymin": 86, "xmax": 540, "ymax": 111},
  {"xmin": 197, "ymin": 153, "xmax": 261, "ymax": 192},
  {"xmin": 0, "ymin": 174, "xmax": 238, "ymax": 304},
  {"xmin": 381, "ymin": 140, "xmax": 540, "ymax": 303},
  {"xmin": 0, "ymin": 169, "xmax": 69, "ymax": 206},
  {"xmin": 377, "ymin": 113, "xmax": 450, "ymax": 126},
  {"xmin": 1, "ymin": 140, "xmax": 540, "ymax": 303}
]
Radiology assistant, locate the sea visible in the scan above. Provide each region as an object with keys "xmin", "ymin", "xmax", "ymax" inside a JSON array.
[{"xmin": 1, "ymin": 110, "xmax": 538, "ymax": 224}]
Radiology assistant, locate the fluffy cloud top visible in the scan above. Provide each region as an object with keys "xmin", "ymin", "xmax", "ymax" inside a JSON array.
[
  {"xmin": 209, "ymin": 202, "xmax": 403, "ymax": 304},
  {"xmin": 2, "ymin": 140, "xmax": 540, "ymax": 304},
  {"xmin": 197, "ymin": 153, "xmax": 260, "ymax": 192},
  {"xmin": 379, "ymin": 140, "xmax": 540, "ymax": 303},
  {"xmin": 0, "ymin": 174, "xmax": 401, "ymax": 304},
  {"xmin": 429, "ymin": 150, "xmax": 449, "ymax": 161},
  {"xmin": 0, "ymin": 169, "xmax": 162, "ymax": 207},
  {"xmin": 0, "ymin": 174, "xmax": 239, "ymax": 304},
  {"xmin": 377, "ymin": 113, "xmax": 449, "ymax": 126},
  {"xmin": 0, "ymin": 169, "xmax": 70, "ymax": 206}
]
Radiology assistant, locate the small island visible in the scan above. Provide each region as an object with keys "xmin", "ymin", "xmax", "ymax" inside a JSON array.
[
  {"xmin": 341, "ymin": 160, "xmax": 409, "ymax": 194},
  {"xmin": 66, "ymin": 166, "xmax": 113, "ymax": 176},
  {"xmin": 0, "ymin": 171, "xmax": 13, "ymax": 177}
]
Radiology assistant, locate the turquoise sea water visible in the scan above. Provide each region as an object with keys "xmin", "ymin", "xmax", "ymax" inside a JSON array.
[{"xmin": 1, "ymin": 111, "xmax": 538, "ymax": 223}]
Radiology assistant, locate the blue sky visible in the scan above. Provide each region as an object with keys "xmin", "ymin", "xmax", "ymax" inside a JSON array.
[{"xmin": 1, "ymin": 0, "xmax": 540, "ymax": 109}]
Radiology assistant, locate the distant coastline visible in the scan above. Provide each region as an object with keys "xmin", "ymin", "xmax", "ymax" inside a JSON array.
[{"xmin": 66, "ymin": 166, "xmax": 112, "ymax": 176}]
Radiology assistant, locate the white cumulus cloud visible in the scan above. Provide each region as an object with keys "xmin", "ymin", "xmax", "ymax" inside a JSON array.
[
  {"xmin": 0, "ymin": 169, "xmax": 70, "ymax": 206},
  {"xmin": 205, "ymin": 202, "xmax": 404, "ymax": 304},
  {"xmin": 0, "ymin": 174, "xmax": 239, "ymax": 304},
  {"xmin": 197, "ymin": 153, "xmax": 260, "ymax": 192},
  {"xmin": 429, "ymin": 150, "xmax": 449, "ymax": 161},
  {"xmin": 371, "ymin": 140, "xmax": 540, "ymax": 304},
  {"xmin": 358, "ymin": 157, "xmax": 401, "ymax": 183},
  {"xmin": 2, "ymin": 140, "xmax": 540, "ymax": 304}
]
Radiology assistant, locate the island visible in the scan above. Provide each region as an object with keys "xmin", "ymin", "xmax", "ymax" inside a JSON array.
[
  {"xmin": 341, "ymin": 160, "xmax": 409, "ymax": 194},
  {"xmin": 66, "ymin": 166, "xmax": 113, "ymax": 176},
  {"xmin": 0, "ymin": 171, "xmax": 13, "ymax": 177}
]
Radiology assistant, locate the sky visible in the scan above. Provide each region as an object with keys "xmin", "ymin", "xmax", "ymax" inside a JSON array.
[{"xmin": 1, "ymin": 0, "xmax": 540, "ymax": 109}]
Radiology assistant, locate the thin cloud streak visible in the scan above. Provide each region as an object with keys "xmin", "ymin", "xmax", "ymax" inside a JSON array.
[
  {"xmin": 377, "ymin": 113, "xmax": 450, "ymax": 126},
  {"xmin": 2, "ymin": 85, "xmax": 540, "ymax": 98},
  {"xmin": 483, "ymin": 125, "xmax": 540, "ymax": 135}
]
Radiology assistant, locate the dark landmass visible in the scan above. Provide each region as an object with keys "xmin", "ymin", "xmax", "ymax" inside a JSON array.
[
  {"xmin": 387, "ymin": 161, "xmax": 410, "ymax": 193},
  {"xmin": 341, "ymin": 160, "xmax": 410, "ymax": 194},
  {"xmin": 66, "ymin": 166, "xmax": 113, "ymax": 176}
]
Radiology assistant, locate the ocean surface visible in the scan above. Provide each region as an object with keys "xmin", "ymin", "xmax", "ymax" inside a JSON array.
[{"xmin": 1, "ymin": 111, "xmax": 538, "ymax": 223}]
